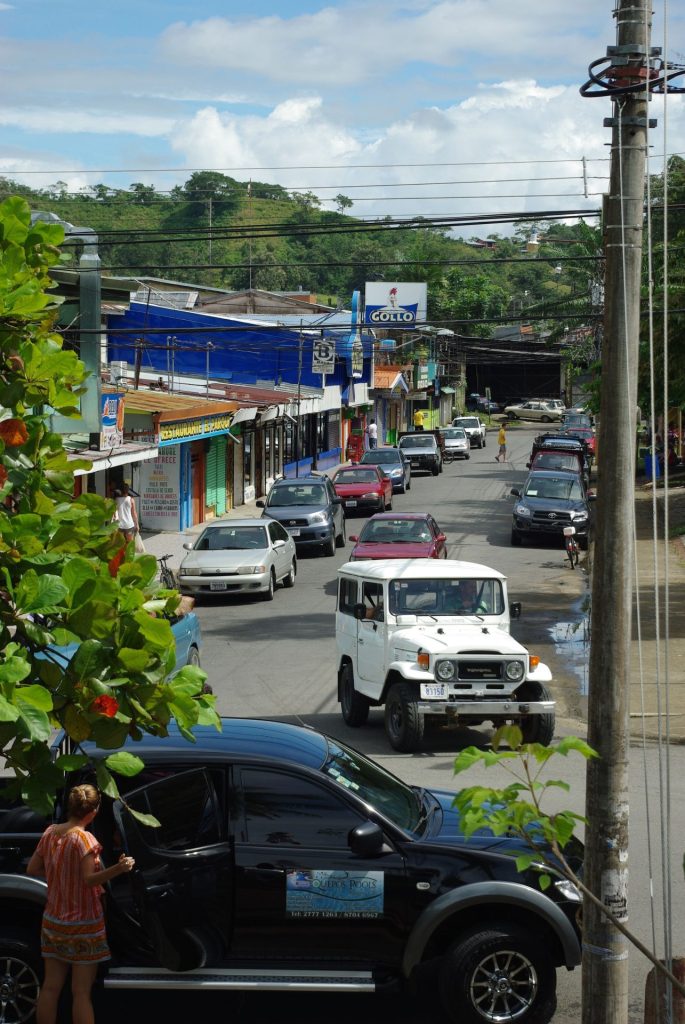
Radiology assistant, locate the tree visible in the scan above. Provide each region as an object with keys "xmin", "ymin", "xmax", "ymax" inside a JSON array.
[
  {"xmin": 334, "ymin": 194, "xmax": 353, "ymax": 214},
  {"xmin": 182, "ymin": 171, "xmax": 241, "ymax": 218},
  {"xmin": 0, "ymin": 197, "xmax": 218, "ymax": 817},
  {"xmin": 129, "ymin": 182, "xmax": 157, "ymax": 206}
]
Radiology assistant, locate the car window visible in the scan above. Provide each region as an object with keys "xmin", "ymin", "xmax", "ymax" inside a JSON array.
[
  {"xmin": 360, "ymin": 518, "xmax": 430, "ymax": 544},
  {"xmin": 238, "ymin": 769, "xmax": 365, "ymax": 848},
  {"xmin": 322, "ymin": 739, "xmax": 422, "ymax": 833},
  {"xmin": 454, "ymin": 418, "xmax": 478, "ymax": 429},
  {"xmin": 268, "ymin": 484, "xmax": 327, "ymax": 507},
  {"xmin": 388, "ymin": 578, "xmax": 504, "ymax": 616},
  {"xmin": 441, "ymin": 428, "xmax": 466, "ymax": 440},
  {"xmin": 362, "ymin": 581, "xmax": 384, "ymax": 621},
  {"xmin": 117, "ymin": 769, "xmax": 223, "ymax": 855},
  {"xmin": 360, "ymin": 450, "xmax": 399, "ymax": 465},
  {"xmin": 335, "ymin": 469, "xmax": 380, "ymax": 483},
  {"xmin": 338, "ymin": 576, "xmax": 358, "ymax": 615},
  {"xmin": 196, "ymin": 526, "xmax": 267, "ymax": 550},
  {"xmin": 524, "ymin": 476, "xmax": 584, "ymax": 500},
  {"xmin": 399, "ymin": 436, "xmax": 435, "ymax": 449}
]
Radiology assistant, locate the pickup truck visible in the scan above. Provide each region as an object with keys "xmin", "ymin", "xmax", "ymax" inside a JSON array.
[
  {"xmin": 0, "ymin": 718, "xmax": 581, "ymax": 1024},
  {"xmin": 451, "ymin": 415, "xmax": 487, "ymax": 449},
  {"xmin": 397, "ymin": 431, "xmax": 443, "ymax": 475},
  {"xmin": 336, "ymin": 559, "xmax": 555, "ymax": 752}
]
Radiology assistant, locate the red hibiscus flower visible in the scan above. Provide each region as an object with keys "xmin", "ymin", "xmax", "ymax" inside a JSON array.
[{"xmin": 90, "ymin": 695, "xmax": 119, "ymax": 718}]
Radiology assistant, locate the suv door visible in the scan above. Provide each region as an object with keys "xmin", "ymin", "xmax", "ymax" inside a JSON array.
[
  {"xmin": 268, "ymin": 520, "xmax": 290, "ymax": 578},
  {"xmin": 231, "ymin": 766, "xmax": 408, "ymax": 966},
  {"xmin": 356, "ymin": 581, "xmax": 386, "ymax": 683},
  {"xmin": 113, "ymin": 768, "xmax": 233, "ymax": 971}
]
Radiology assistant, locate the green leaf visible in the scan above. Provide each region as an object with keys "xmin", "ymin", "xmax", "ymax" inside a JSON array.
[
  {"xmin": 95, "ymin": 762, "xmax": 120, "ymax": 800},
  {"xmin": 0, "ymin": 655, "xmax": 31, "ymax": 685},
  {"xmin": 64, "ymin": 704, "xmax": 92, "ymax": 743},
  {"xmin": 117, "ymin": 648, "xmax": 152, "ymax": 672},
  {"xmin": 16, "ymin": 684, "xmax": 53, "ymax": 712},
  {"xmin": 0, "ymin": 695, "xmax": 20, "ymax": 721},
  {"xmin": 14, "ymin": 698, "xmax": 51, "ymax": 741},
  {"xmin": 133, "ymin": 611, "xmax": 174, "ymax": 649},
  {"xmin": 55, "ymin": 753, "xmax": 90, "ymax": 770},
  {"xmin": 538, "ymin": 874, "xmax": 552, "ymax": 891},
  {"xmin": 15, "ymin": 571, "xmax": 69, "ymax": 613},
  {"xmin": 104, "ymin": 751, "xmax": 144, "ymax": 777},
  {"xmin": 127, "ymin": 807, "xmax": 161, "ymax": 829}
]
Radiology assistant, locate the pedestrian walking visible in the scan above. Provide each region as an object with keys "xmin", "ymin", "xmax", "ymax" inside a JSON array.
[
  {"xmin": 26, "ymin": 784, "xmax": 135, "ymax": 1024},
  {"xmin": 366, "ymin": 419, "xmax": 378, "ymax": 449},
  {"xmin": 495, "ymin": 422, "xmax": 507, "ymax": 462},
  {"xmin": 112, "ymin": 483, "xmax": 139, "ymax": 542}
]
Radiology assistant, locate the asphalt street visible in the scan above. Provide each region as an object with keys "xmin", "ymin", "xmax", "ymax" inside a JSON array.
[{"xmin": 125, "ymin": 426, "xmax": 684, "ymax": 1024}]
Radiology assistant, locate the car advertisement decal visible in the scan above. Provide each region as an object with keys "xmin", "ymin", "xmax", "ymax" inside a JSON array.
[{"xmin": 286, "ymin": 870, "xmax": 384, "ymax": 919}]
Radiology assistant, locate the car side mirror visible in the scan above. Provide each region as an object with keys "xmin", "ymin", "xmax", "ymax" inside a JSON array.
[
  {"xmin": 256, "ymin": 499, "xmax": 265, "ymax": 508},
  {"xmin": 510, "ymin": 601, "xmax": 522, "ymax": 619},
  {"xmin": 353, "ymin": 603, "xmax": 367, "ymax": 621},
  {"xmin": 273, "ymin": 539, "xmax": 286, "ymax": 548},
  {"xmin": 333, "ymin": 496, "xmax": 343, "ymax": 505},
  {"xmin": 526, "ymin": 462, "xmax": 531, "ymax": 469},
  {"xmin": 349, "ymin": 535, "xmax": 359, "ymax": 543},
  {"xmin": 587, "ymin": 491, "xmax": 597, "ymax": 501},
  {"xmin": 348, "ymin": 821, "xmax": 386, "ymax": 858},
  {"xmin": 510, "ymin": 488, "xmax": 521, "ymax": 498},
  {"xmin": 182, "ymin": 541, "xmax": 194, "ymax": 550}
]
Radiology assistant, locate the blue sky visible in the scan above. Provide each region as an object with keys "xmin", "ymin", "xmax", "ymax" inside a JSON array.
[{"xmin": 1, "ymin": 1, "xmax": 683, "ymax": 222}]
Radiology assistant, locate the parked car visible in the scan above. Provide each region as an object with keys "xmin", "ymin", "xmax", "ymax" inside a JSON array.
[
  {"xmin": 475, "ymin": 396, "xmax": 500, "ymax": 414},
  {"xmin": 397, "ymin": 432, "xmax": 442, "ymax": 475},
  {"xmin": 451, "ymin": 415, "xmax": 487, "ymax": 449},
  {"xmin": 0, "ymin": 718, "xmax": 583, "ymax": 1024},
  {"xmin": 528, "ymin": 433, "xmax": 592, "ymax": 484},
  {"xmin": 348, "ymin": 512, "xmax": 448, "ymax": 560},
  {"xmin": 562, "ymin": 412, "xmax": 595, "ymax": 432},
  {"xmin": 510, "ymin": 469, "xmax": 596, "ymax": 549},
  {"xmin": 331, "ymin": 465, "xmax": 393, "ymax": 515},
  {"xmin": 359, "ymin": 447, "xmax": 411, "ymax": 493},
  {"xmin": 562, "ymin": 425, "xmax": 596, "ymax": 459},
  {"xmin": 178, "ymin": 519, "xmax": 296, "ymax": 600},
  {"xmin": 504, "ymin": 401, "xmax": 563, "ymax": 423},
  {"xmin": 439, "ymin": 426, "xmax": 470, "ymax": 460},
  {"xmin": 537, "ymin": 398, "xmax": 566, "ymax": 413},
  {"xmin": 257, "ymin": 475, "xmax": 345, "ymax": 556}
]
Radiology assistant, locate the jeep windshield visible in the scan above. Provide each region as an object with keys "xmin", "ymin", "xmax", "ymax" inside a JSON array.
[
  {"xmin": 323, "ymin": 738, "xmax": 427, "ymax": 834},
  {"xmin": 399, "ymin": 436, "xmax": 435, "ymax": 449},
  {"xmin": 524, "ymin": 475, "xmax": 584, "ymax": 501},
  {"xmin": 388, "ymin": 578, "xmax": 504, "ymax": 616},
  {"xmin": 267, "ymin": 484, "xmax": 327, "ymax": 507},
  {"xmin": 453, "ymin": 418, "xmax": 479, "ymax": 429},
  {"xmin": 361, "ymin": 450, "xmax": 401, "ymax": 465}
]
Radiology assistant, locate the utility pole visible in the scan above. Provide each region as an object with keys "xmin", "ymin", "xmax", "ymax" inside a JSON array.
[
  {"xmin": 295, "ymin": 323, "xmax": 303, "ymax": 479},
  {"xmin": 582, "ymin": 3, "xmax": 652, "ymax": 1022}
]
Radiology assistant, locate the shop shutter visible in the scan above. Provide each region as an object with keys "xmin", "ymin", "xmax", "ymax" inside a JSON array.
[
  {"xmin": 214, "ymin": 436, "xmax": 227, "ymax": 516},
  {"xmin": 205, "ymin": 440, "xmax": 218, "ymax": 511}
]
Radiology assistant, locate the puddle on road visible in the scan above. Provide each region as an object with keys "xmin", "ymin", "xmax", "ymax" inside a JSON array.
[{"xmin": 549, "ymin": 595, "xmax": 591, "ymax": 697}]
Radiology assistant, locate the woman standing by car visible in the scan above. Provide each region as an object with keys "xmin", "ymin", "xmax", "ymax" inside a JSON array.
[{"xmin": 26, "ymin": 784, "xmax": 135, "ymax": 1024}]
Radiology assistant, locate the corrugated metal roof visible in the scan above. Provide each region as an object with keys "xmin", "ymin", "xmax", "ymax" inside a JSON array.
[{"xmin": 103, "ymin": 385, "xmax": 236, "ymax": 422}]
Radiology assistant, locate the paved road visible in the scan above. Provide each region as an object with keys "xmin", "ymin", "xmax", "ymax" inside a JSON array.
[{"xmin": 115, "ymin": 427, "xmax": 684, "ymax": 1024}]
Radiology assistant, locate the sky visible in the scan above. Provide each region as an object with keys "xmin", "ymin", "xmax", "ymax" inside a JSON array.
[{"xmin": 1, "ymin": 0, "xmax": 684, "ymax": 228}]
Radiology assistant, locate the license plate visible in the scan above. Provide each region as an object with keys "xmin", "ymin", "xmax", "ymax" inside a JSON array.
[
  {"xmin": 420, "ymin": 683, "xmax": 447, "ymax": 699},
  {"xmin": 287, "ymin": 528, "xmax": 301, "ymax": 537},
  {"xmin": 411, "ymin": 460, "xmax": 420, "ymax": 466},
  {"xmin": 209, "ymin": 582, "xmax": 227, "ymax": 591},
  {"xmin": 346, "ymin": 500, "xmax": 357, "ymax": 507}
]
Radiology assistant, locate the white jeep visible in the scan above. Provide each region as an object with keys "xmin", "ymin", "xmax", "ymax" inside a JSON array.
[{"xmin": 336, "ymin": 559, "xmax": 555, "ymax": 751}]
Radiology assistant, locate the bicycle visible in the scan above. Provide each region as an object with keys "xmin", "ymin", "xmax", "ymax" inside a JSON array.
[
  {"xmin": 563, "ymin": 526, "xmax": 579, "ymax": 570},
  {"xmin": 158, "ymin": 554, "xmax": 177, "ymax": 589}
]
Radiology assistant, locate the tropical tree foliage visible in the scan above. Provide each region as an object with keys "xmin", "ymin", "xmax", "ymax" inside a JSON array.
[{"xmin": 0, "ymin": 197, "xmax": 218, "ymax": 816}]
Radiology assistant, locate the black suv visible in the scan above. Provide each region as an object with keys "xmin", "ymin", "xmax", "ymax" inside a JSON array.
[
  {"xmin": 0, "ymin": 719, "xmax": 582, "ymax": 1024},
  {"xmin": 257, "ymin": 475, "xmax": 345, "ymax": 556},
  {"xmin": 510, "ymin": 468, "xmax": 596, "ymax": 549}
]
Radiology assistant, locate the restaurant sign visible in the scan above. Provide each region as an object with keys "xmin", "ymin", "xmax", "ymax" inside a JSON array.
[{"xmin": 159, "ymin": 412, "xmax": 233, "ymax": 446}]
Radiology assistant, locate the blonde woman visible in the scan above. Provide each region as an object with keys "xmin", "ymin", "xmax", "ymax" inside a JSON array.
[{"xmin": 26, "ymin": 784, "xmax": 135, "ymax": 1024}]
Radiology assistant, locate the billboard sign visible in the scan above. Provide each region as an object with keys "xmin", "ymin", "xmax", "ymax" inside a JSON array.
[
  {"xmin": 312, "ymin": 336, "xmax": 336, "ymax": 375},
  {"xmin": 364, "ymin": 282, "xmax": 427, "ymax": 327},
  {"xmin": 100, "ymin": 392, "xmax": 125, "ymax": 449}
]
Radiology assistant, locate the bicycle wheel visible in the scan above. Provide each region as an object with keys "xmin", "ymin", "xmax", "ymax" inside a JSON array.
[
  {"xmin": 565, "ymin": 540, "xmax": 578, "ymax": 570},
  {"xmin": 160, "ymin": 565, "xmax": 177, "ymax": 588}
]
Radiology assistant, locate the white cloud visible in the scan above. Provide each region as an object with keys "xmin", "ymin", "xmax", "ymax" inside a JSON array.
[{"xmin": 0, "ymin": 107, "xmax": 175, "ymax": 137}]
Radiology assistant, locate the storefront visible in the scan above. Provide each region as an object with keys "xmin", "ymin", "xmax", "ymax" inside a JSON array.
[
  {"xmin": 370, "ymin": 367, "xmax": 409, "ymax": 445},
  {"xmin": 112, "ymin": 389, "xmax": 237, "ymax": 532}
]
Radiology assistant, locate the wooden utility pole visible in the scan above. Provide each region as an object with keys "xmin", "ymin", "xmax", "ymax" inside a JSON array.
[{"xmin": 582, "ymin": 2, "xmax": 652, "ymax": 1022}]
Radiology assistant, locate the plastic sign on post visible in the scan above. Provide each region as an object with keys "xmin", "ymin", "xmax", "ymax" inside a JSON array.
[
  {"xmin": 364, "ymin": 282, "xmax": 427, "ymax": 327},
  {"xmin": 312, "ymin": 337, "xmax": 335, "ymax": 375}
]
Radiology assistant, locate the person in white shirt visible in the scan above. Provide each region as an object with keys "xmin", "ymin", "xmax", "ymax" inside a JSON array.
[
  {"xmin": 113, "ymin": 484, "xmax": 139, "ymax": 542},
  {"xmin": 366, "ymin": 419, "xmax": 378, "ymax": 449}
]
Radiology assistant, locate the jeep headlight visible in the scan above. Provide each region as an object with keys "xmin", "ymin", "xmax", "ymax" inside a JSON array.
[
  {"xmin": 309, "ymin": 511, "xmax": 329, "ymax": 525},
  {"xmin": 514, "ymin": 504, "xmax": 532, "ymax": 517},
  {"xmin": 505, "ymin": 660, "xmax": 525, "ymax": 681},
  {"xmin": 435, "ymin": 660, "xmax": 456, "ymax": 681},
  {"xmin": 555, "ymin": 878, "xmax": 583, "ymax": 902},
  {"xmin": 572, "ymin": 510, "xmax": 588, "ymax": 521}
]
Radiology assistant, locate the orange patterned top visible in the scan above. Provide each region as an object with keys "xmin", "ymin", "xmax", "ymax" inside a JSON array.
[{"xmin": 36, "ymin": 825, "xmax": 105, "ymax": 922}]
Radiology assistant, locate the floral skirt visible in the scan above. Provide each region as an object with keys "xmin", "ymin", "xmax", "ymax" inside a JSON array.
[{"xmin": 41, "ymin": 912, "xmax": 111, "ymax": 964}]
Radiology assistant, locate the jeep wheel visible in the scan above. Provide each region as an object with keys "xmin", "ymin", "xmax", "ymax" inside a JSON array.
[
  {"xmin": 510, "ymin": 529, "xmax": 523, "ymax": 546},
  {"xmin": 384, "ymin": 683, "xmax": 424, "ymax": 751},
  {"xmin": 482, "ymin": 436, "xmax": 486, "ymax": 447},
  {"xmin": 431, "ymin": 465, "xmax": 440, "ymax": 476},
  {"xmin": 336, "ymin": 520, "xmax": 346, "ymax": 548},
  {"xmin": 516, "ymin": 683, "xmax": 555, "ymax": 745},
  {"xmin": 439, "ymin": 924, "xmax": 556, "ymax": 1024},
  {"xmin": 0, "ymin": 929, "xmax": 42, "ymax": 1024},
  {"xmin": 340, "ymin": 664, "xmax": 370, "ymax": 727}
]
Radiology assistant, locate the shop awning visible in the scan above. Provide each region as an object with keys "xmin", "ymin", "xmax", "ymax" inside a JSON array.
[
  {"xmin": 231, "ymin": 407, "xmax": 259, "ymax": 425},
  {"xmin": 68, "ymin": 442, "xmax": 159, "ymax": 477}
]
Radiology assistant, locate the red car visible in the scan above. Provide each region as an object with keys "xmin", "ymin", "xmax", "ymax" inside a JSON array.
[
  {"xmin": 331, "ymin": 465, "xmax": 393, "ymax": 515},
  {"xmin": 348, "ymin": 512, "xmax": 448, "ymax": 560},
  {"xmin": 563, "ymin": 426, "xmax": 596, "ymax": 458}
]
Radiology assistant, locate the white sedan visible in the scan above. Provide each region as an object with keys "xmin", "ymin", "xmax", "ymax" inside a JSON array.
[
  {"xmin": 440, "ymin": 426, "xmax": 471, "ymax": 460},
  {"xmin": 503, "ymin": 400, "xmax": 563, "ymax": 423},
  {"xmin": 178, "ymin": 519, "xmax": 296, "ymax": 601}
]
